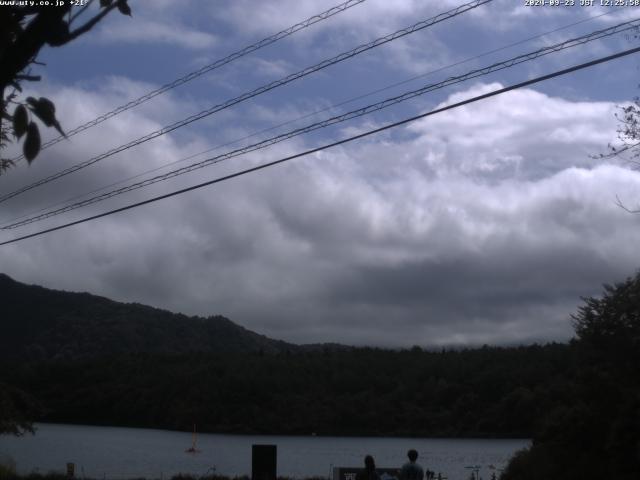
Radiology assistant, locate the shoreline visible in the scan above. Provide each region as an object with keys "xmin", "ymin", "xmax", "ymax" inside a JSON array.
[
  {"xmin": 0, "ymin": 424, "xmax": 526, "ymax": 480},
  {"xmin": 26, "ymin": 423, "xmax": 531, "ymax": 442}
]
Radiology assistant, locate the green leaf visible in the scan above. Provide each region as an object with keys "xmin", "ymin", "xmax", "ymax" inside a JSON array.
[
  {"xmin": 27, "ymin": 97, "xmax": 55, "ymax": 126},
  {"xmin": 27, "ymin": 97, "xmax": 66, "ymax": 138},
  {"xmin": 117, "ymin": 0, "xmax": 132, "ymax": 16},
  {"xmin": 13, "ymin": 105, "xmax": 28, "ymax": 139},
  {"xmin": 23, "ymin": 122, "xmax": 41, "ymax": 164}
]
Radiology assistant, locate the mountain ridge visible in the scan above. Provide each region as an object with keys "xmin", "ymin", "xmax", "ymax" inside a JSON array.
[{"xmin": 0, "ymin": 273, "xmax": 298, "ymax": 361}]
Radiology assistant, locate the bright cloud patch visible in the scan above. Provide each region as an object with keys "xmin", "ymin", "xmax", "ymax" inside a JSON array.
[
  {"xmin": 2, "ymin": 76, "xmax": 639, "ymax": 347},
  {"xmin": 96, "ymin": 18, "xmax": 217, "ymax": 50}
]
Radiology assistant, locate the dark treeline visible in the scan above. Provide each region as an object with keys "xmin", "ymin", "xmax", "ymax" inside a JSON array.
[
  {"xmin": 2, "ymin": 343, "xmax": 572, "ymax": 438},
  {"xmin": 498, "ymin": 273, "xmax": 640, "ymax": 480}
]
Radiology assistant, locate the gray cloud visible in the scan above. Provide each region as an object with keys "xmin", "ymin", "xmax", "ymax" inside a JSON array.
[{"xmin": 2, "ymin": 72, "xmax": 640, "ymax": 348}]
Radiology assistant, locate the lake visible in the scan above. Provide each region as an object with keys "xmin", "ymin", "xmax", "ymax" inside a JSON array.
[{"xmin": 0, "ymin": 424, "xmax": 529, "ymax": 480}]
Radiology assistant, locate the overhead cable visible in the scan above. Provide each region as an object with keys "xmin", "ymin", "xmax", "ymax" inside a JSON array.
[
  {"xmin": 2, "ymin": 44, "xmax": 639, "ymax": 246},
  {"xmin": 9, "ymin": 0, "xmax": 369, "ymax": 162},
  {"xmin": 3, "ymin": 18, "xmax": 638, "ymax": 230},
  {"xmin": 0, "ymin": 9, "xmax": 614, "ymax": 229},
  {"xmin": 0, "ymin": 0, "xmax": 492, "ymax": 204}
]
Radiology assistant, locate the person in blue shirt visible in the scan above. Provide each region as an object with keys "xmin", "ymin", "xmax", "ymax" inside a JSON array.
[{"xmin": 399, "ymin": 449, "xmax": 424, "ymax": 480}]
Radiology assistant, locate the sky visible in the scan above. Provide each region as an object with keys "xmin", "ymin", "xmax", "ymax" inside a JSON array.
[{"xmin": 1, "ymin": 0, "xmax": 640, "ymax": 347}]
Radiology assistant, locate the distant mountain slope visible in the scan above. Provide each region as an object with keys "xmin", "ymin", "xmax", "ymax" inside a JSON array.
[{"xmin": 0, "ymin": 273, "xmax": 295, "ymax": 361}]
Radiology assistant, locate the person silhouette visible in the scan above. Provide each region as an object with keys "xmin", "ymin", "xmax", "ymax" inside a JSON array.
[
  {"xmin": 399, "ymin": 449, "xmax": 424, "ymax": 480},
  {"xmin": 357, "ymin": 455, "xmax": 381, "ymax": 480}
]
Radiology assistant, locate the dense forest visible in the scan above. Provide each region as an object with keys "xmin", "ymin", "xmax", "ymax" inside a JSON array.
[
  {"xmin": 1, "ymin": 344, "xmax": 572, "ymax": 438},
  {"xmin": 500, "ymin": 272, "xmax": 640, "ymax": 480}
]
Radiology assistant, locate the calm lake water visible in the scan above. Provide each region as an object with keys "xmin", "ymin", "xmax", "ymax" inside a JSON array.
[{"xmin": 0, "ymin": 424, "xmax": 529, "ymax": 480}]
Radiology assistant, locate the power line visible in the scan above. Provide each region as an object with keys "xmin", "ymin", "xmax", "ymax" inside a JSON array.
[
  {"xmin": 0, "ymin": 0, "xmax": 492, "ymax": 204},
  {"xmin": 0, "ymin": 9, "xmax": 614, "ymax": 229},
  {"xmin": 4, "ymin": 18, "xmax": 637, "ymax": 230},
  {"xmin": 9, "ymin": 0, "xmax": 369, "ymax": 163},
  {"xmin": 5, "ymin": 17, "xmax": 635, "ymax": 229},
  {"xmin": 2, "ymin": 45, "xmax": 639, "ymax": 247}
]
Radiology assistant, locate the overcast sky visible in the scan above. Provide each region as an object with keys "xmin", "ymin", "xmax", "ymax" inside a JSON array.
[{"xmin": 1, "ymin": 0, "xmax": 640, "ymax": 347}]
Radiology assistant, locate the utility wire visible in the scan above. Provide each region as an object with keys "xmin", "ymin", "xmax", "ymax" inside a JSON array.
[
  {"xmin": 2, "ymin": 45, "xmax": 639, "ymax": 247},
  {"xmin": 3, "ymin": 18, "xmax": 638, "ymax": 230},
  {"xmin": 9, "ymin": 0, "xmax": 368, "ymax": 162},
  {"xmin": 0, "ymin": 0, "xmax": 492, "ymax": 204},
  {"xmin": 0, "ymin": 9, "xmax": 614, "ymax": 229}
]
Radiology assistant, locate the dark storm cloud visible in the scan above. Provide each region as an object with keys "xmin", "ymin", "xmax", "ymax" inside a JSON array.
[{"xmin": 322, "ymin": 239, "xmax": 624, "ymax": 333}]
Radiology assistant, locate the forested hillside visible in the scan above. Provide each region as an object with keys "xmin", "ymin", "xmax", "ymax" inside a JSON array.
[
  {"xmin": 2, "ymin": 344, "xmax": 573, "ymax": 438},
  {"xmin": 0, "ymin": 273, "xmax": 294, "ymax": 360},
  {"xmin": 0, "ymin": 273, "xmax": 580, "ymax": 438}
]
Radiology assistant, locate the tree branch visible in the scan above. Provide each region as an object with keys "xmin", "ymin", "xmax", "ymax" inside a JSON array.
[
  {"xmin": 65, "ymin": 2, "xmax": 119, "ymax": 43},
  {"xmin": 69, "ymin": 0, "xmax": 95, "ymax": 26},
  {"xmin": 0, "ymin": 7, "xmax": 70, "ymax": 89},
  {"xmin": 596, "ymin": 141, "xmax": 640, "ymax": 160},
  {"xmin": 615, "ymin": 194, "xmax": 640, "ymax": 214},
  {"xmin": 15, "ymin": 74, "xmax": 41, "ymax": 82}
]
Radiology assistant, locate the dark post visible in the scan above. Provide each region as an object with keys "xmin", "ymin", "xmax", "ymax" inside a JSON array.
[{"xmin": 252, "ymin": 444, "xmax": 277, "ymax": 480}]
